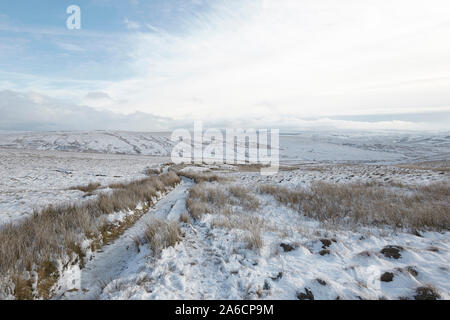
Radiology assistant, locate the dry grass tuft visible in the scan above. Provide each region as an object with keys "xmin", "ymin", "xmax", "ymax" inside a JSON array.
[
  {"xmin": 186, "ymin": 183, "xmax": 229, "ymax": 218},
  {"xmin": 69, "ymin": 182, "xmax": 101, "ymax": 193},
  {"xmin": 259, "ymin": 181, "xmax": 450, "ymax": 231},
  {"xmin": 242, "ymin": 227, "xmax": 264, "ymax": 251},
  {"xmin": 397, "ymin": 160, "xmax": 450, "ymax": 173},
  {"xmin": 211, "ymin": 214, "xmax": 265, "ymax": 232},
  {"xmin": 144, "ymin": 218, "xmax": 182, "ymax": 255},
  {"xmin": 179, "ymin": 212, "xmax": 191, "ymax": 224},
  {"xmin": 186, "ymin": 182, "xmax": 260, "ymax": 220},
  {"xmin": 144, "ymin": 168, "xmax": 161, "ymax": 176},
  {"xmin": 178, "ymin": 170, "xmax": 226, "ymax": 184},
  {"xmin": 228, "ymin": 185, "xmax": 260, "ymax": 211}
]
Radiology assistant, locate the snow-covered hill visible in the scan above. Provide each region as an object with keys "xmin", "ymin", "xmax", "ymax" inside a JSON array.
[
  {"xmin": 0, "ymin": 130, "xmax": 448, "ymax": 163},
  {"xmin": 0, "ymin": 131, "xmax": 173, "ymax": 156}
]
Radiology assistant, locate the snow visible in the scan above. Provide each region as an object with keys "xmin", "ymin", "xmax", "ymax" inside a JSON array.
[
  {"xmin": 0, "ymin": 130, "xmax": 448, "ymax": 164},
  {"xmin": 62, "ymin": 167, "xmax": 449, "ymax": 300},
  {"xmin": 56, "ymin": 179, "xmax": 192, "ymax": 300},
  {"xmin": 0, "ymin": 131, "xmax": 173, "ymax": 156},
  {"xmin": 0, "ymin": 147, "xmax": 168, "ymax": 225},
  {"xmin": 0, "ymin": 130, "xmax": 448, "ymax": 300},
  {"xmin": 93, "ymin": 205, "xmax": 450, "ymax": 300},
  {"xmin": 230, "ymin": 163, "xmax": 448, "ymax": 188},
  {"xmin": 279, "ymin": 130, "xmax": 450, "ymax": 164}
]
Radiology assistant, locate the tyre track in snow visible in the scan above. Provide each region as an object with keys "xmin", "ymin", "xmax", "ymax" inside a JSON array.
[{"xmin": 59, "ymin": 178, "xmax": 193, "ymax": 300}]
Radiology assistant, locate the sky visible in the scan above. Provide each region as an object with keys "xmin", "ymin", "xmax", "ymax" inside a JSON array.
[{"xmin": 1, "ymin": 0, "xmax": 450, "ymax": 131}]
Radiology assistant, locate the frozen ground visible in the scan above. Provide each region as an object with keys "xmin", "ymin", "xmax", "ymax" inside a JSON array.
[
  {"xmin": 0, "ymin": 148, "xmax": 168, "ymax": 225},
  {"xmin": 62, "ymin": 164, "xmax": 449, "ymax": 300},
  {"xmin": 232, "ymin": 163, "xmax": 449, "ymax": 188},
  {"xmin": 279, "ymin": 131, "xmax": 450, "ymax": 164},
  {"xmin": 0, "ymin": 130, "xmax": 448, "ymax": 300}
]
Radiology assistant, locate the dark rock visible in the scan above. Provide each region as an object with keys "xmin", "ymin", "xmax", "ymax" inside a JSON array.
[
  {"xmin": 280, "ymin": 243, "xmax": 296, "ymax": 252},
  {"xmin": 271, "ymin": 272, "xmax": 283, "ymax": 281},
  {"xmin": 297, "ymin": 288, "xmax": 314, "ymax": 300},
  {"xmin": 358, "ymin": 250, "xmax": 371, "ymax": 257},
  {"xmin": 380, "ymin": 245, "xmax": 403, "ymax": 259},
  {"xmin": 414, "ymin": 286, "xmax": 440, "ymax": 300},
  {"xmin": 319, "ymin": 249, "xmax": 330, "ymax": 256},
  {"xmin": 320, "ymin": 239, "xmax": 332, "ymax": 249},
  {"xmin": 380, "ymin": 272, "xmax": 394, "ymax": 282},
  {"xmin": 316, "ymin": 278, "xmax": 327, "ymax": 286},
  {"xmin": 406, "ymin": 266, "xmax": 418, "ymax": 277}
]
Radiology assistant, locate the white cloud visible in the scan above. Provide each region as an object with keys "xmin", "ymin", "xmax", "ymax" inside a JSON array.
[
  {"xmin": 57, "ymin": 42, "xmax": 86, "ymax": 52},
  {"xmin": 100, "ymin": 0, "xmax": 450, "ymax": 124},
  {"xmin": 124, "ymin": 17, "xmax": 141, "ymax": 30},
  {"xmin": 2, "ymin": 0, "xmax": 450, "ymax": 132},
  {"xmin": 0, "ymin": 90, "xmax": 178, "ymax": 131},
  {"xmin": 1, "ymin": 90, "xmax": 447, "ymax": 132}
]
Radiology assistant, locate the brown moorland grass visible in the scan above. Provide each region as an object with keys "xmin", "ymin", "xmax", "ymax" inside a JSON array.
[
  {"xmin": 186, "ymin": 183, "xmax": 228, "ymax": 219},
  {"xmin": 0, "ymin": 171, "xmax": 180, "ymax": 300},
  {"xmin": 397, "ymin": 160, "xmax": 450, "ymax": 173},
  {"xmin": 144, "ymin": 167, "xmax": 162, "ymax": 176},
  {"xmin": 143, "ymin": 218, "xmax": 182, "ymax": 255},
  {"xmin": 186, "ymin": 180, "xmax": 260, "ymax": 219},
  {"xmin": 259, "ymin": 181, "xmax": 450, "ymax": 232},
  {"xmin": 185, "ymin": 180, "xmax": 264, "ymax": 252},
  {"xmin": 69, "ymin": 182, "xmax": 101, "ymax": 193},
  {"xmin": 243, "ymin": 227, "xmax": 264, "ymax": 251},
  {"xmin": 178, "ymin": 170, "xmax": 226, "ymax": 184},
  {"xmin": 228, "ymin": 185, "xmax": 260, "ymax": 211}
]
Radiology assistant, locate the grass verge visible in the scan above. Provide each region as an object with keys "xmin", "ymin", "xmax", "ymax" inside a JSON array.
[
  {"xmin": 0, "ymin": 171, "xmax": 181, "ymax": 300},
  {"xmin": 259, "ymin": 181, "xmax": 449, "ymax": 232}
]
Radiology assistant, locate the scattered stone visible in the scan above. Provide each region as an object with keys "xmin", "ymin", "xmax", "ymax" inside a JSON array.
[
  {"xmin": 271, "ymin": 272, "xmax": 283, "ymax": 281},
  {"xmin": 427, "ymin": 246, "xmax": 439, "ymax": 252},
  {"xmin": 297, "ymin": 288, "xmax": 314, "ymax": 300},
  {"xmin": 316, "ymin": 278, "xmax": 327, "ymax": 286},
  {"xmin": 319, "ymin": 249, "xmax": 330, "ymax": 256},
  {"xmin": 406, "ymin": 266, "xmax": 419, "ymax": 277},
  {"xmin": 358, "ymin": 250, "xmax": 371, "ymax": 257},
  {"xmin": 320, "ymin": 239, "xmax": 332, "ymax": 249},
  {"xmin": 414, "ymin": 286, "xmax": 440, "ymax": 300},
  {"xmin": 280, "ymin": 243, "xmax": 296, "ymax": 252},
  {"xmin": 263, "ymin": 280, "xmax": 271, "ymax": 291},
  {"xmin": 380, "ymin": 245, "xmax": 403, "ymax": 259},
  {"xmin": 380, "ymin": 272, "xmax": 394, "ymax": 282}
]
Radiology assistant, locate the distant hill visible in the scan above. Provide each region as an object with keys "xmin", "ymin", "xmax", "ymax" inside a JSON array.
[
  {"xmin": 0, "ymin": 131, "xmax": 174, "ymax": 156},
  {"xmin": 0, "ymin": 130, "xmax": 448, "ymax": 164}
]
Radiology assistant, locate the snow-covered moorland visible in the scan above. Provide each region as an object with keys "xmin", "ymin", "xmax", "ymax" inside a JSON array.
[
  {"xmin": 88, "ymin": 165, "xmax": 449, "ymax": 300},
  {"xmin": 0, "ymin": 130, "xmax": 448, "ymax": 300},
  {"xmin": 0, "ymin": 148, "xmax": 169, "ymax": 225}
]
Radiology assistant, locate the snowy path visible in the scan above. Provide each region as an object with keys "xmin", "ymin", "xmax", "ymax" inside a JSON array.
[
  {"xmin": 98, "ymin": 217, "xmax": 250, "ymax": 300},
  {"xmin": 60, "ymin": 178, "xmax": 193, "ymax": 300}
]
